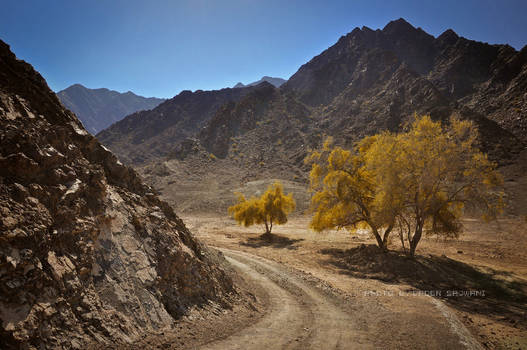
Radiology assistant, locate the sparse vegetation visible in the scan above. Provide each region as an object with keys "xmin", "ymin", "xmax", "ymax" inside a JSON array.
[
  {"xmin": 306, "ymin": 116, "xmax": 504, "ymax": 256},
  {"xmin": 228, "ymin": 182, "xmax": 296, "ymax": 235}
]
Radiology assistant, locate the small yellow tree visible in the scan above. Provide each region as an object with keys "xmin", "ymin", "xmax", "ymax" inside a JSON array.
[{"xmin": 228, "ymin": 182, "xmax": 296, "ymax": 235}]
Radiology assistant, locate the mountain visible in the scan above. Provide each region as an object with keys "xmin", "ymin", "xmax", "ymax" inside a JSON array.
[
  {"xmin": 233, "ymin": 76, "xmax": 287, "ymax": 88},
  {"xmin": 121, "ymin": 19, "xmax": 525, "ymax": 214},
  {"xmin": 190, "ymin": 18, "xmax": 526, "ymax": 164},
  {"xmin": 100, "ymin": 18, "xmax": 525, "ymax": 172},
  {"xmin": 282, "ymin": 18, "xmax": 527, "ymax": 143},
  {"xmin": 97, "ymin": 84, "xmax": 269, "ymax": 164},
  {"xmin": 56, "ymin": 84, "xmax": 165, "ymax": 134},
  {"xmin": 0, "ymin": 39, "xmax": 235, "ymax": 347}
]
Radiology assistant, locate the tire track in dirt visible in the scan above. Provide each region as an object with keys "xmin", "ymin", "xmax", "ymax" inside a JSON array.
[
  {"xmin": 201, "ymin": 248, "xmax": 372, "ymax": 349},
  {"xmin": 199, "ymin": 255, "xmax": 310, "ymax": 349}
]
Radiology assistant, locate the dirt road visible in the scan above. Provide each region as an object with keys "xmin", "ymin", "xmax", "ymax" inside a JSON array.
[{"xmin": 201, "ymin": 248, "xmax": 482, "ymax": 350}]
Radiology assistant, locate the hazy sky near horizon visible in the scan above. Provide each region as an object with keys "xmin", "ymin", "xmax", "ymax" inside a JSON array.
[{"xmin": 1, "ymin": 0, "xmax": 526, "ymax": 98}]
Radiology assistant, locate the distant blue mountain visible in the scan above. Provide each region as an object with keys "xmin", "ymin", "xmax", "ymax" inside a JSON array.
[
  {"xmin": 233, "ymin": 76, "xmax": 286, "ymax": 88},
  {"xmin": 57, "ymin": 84, "xmax": 165, "ymax": 134}
]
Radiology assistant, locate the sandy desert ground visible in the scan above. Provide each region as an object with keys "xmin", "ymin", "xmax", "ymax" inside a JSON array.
[{"xmin": 177, "ymin": 214, "xmax": 527, "ymax": 350}]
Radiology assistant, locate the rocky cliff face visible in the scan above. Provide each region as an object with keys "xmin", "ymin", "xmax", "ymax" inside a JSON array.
[
  {"xmin": 0, "ymin": 40, "xmax": 234, "ymax": 348},
  {"xmin": 169, "ymin": 26, "xmax": 523, "ymax": 173},
  {"xmin": 185, "ymin": 18, "xmax": 525, "ymax": 170},
  {"xmin": 57, "ymin": 84, "xmax": 165, "ymax": 134}
]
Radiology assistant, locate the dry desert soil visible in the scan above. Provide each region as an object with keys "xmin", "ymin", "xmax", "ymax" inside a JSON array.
[{"xmin": 111, "ymin": 212, "xmax": 526, "ymax": 350}]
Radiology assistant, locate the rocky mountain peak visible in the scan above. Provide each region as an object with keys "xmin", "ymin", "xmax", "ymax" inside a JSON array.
[
  {"xmin": 436, "ymin": 28, "xmax": 460, "ymax": 46},
  {"xmin": 438, "ymin": 28, "xmax": 459, "ymax": 40},
  {"xmin": 96, "ymin": 18, "xmax": 525, "ymax": 187},
  {"xmin": 69, "ymin": 83, "xmax": 86, "ymax": 89},
  {"xmin": 382, "ymin": 17, "xmax": 416, "ymax": 35}
]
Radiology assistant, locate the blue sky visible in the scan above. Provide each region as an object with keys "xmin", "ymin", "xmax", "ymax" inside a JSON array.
[{"xmin": 1, "ymin": 0, "xmax": 526, "ymax": 98}]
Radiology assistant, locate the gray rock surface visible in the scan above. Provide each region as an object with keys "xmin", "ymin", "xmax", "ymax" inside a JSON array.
[{"xmin": 0, "ymin": 39, "xmax": 234, "ymax": 348}]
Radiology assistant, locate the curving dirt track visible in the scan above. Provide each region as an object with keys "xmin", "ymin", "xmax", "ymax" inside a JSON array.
[{"xmin": 201, "ymin": 248, "xmax": 482, "ymax": 350}]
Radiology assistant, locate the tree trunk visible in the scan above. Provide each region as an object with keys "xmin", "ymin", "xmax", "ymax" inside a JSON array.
[
  {"xmin": 381, "ymin": 224, "xmax": 393, "ymax": 251},
  {"xmin": 399, "ymin": 231, "xmax": 406, "ymax": 253},
  {"xmin": 264, "ymin": 220, "xmax": 270, "ymax": 234},
  {"xmin": 409, "ymin": 221, "xmax": 423, "ymax": 257},
  {"xmin": 371, "ymin": 227, "xmax": 387, "ymax": 252}
]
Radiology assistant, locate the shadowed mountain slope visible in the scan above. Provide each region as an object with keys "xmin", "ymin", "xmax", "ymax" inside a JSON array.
[
  {"xmin": 128, "ymin": 19, "xmax": 526, "ymax": 215},
  {"xmin": 282, "ymin": 18, "xmax": 527, "ymax": 143},
  {"xmin": 171, "ymin": 19, "xmax": 524, "ymax": 169},
  {"xmin": 97, "ymin": 84, "xmax": 269, "ymax": 164}
]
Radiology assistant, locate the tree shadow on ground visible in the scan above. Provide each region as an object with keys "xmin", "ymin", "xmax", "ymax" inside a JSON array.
[
  {"xmin": 319, "ymin": 244, "xmax": 527, "ymax": 328},
  {"xmin": 241, "ymin": 233, "xmax": 304, "ymax": 250}
]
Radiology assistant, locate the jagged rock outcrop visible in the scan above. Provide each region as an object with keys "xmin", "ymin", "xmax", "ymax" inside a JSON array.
[
  {"xmin": 57, "ymin": 84, "xmax": 165, "ymax": 134},
  {"xmin": 0, "ymin": 39, "xmax": 234, "ymax": 348}
]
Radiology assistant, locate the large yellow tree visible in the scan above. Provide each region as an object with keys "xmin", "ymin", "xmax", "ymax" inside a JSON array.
[
  {"xmin": 307, "ymin": 116, "xmax": 503, "ymax": 256},
  {"xmin": 228, "ymin": 182, "xmax": 296, "ymax": 235}
]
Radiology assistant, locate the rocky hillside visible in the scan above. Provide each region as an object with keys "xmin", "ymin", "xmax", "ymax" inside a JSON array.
[
  {"xmin": 57, "ymin": 84, "xmax": 165, "ymax": 134},
  {"xmin": 97, "ymin": 84, "xmax": 267, "ymax": 164},
  {"xmin": 283, "ymin": 18, "xmax": 527, "ymax": 144},
  {"xmin": 0, "ymin": 39, "xmax": 235, "ymax": 348},
  {"xmin": 233, "ymin": 76, "xmax": 286, "ymax": 88}
]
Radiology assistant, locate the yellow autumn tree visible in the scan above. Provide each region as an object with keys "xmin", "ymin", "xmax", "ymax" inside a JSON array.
[
  {"xmin": 228, "ymin": 182, "xmax": 296, "ymax": 235},
  {"xmin": 371, "ymin": 116, "xmax": 504, "ymax": 256},
  {"xmin": 307, "ymin": 116, "xmax": 504, "ymax": 256},
  {"xmin": 305, "ymin": 137, "xmax": 396, "ymax": 251}
]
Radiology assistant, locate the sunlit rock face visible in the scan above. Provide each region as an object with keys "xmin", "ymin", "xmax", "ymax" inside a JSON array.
[{"xmin": 0, "ymin": 39, "xmax": 234, "ymax": 348}]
